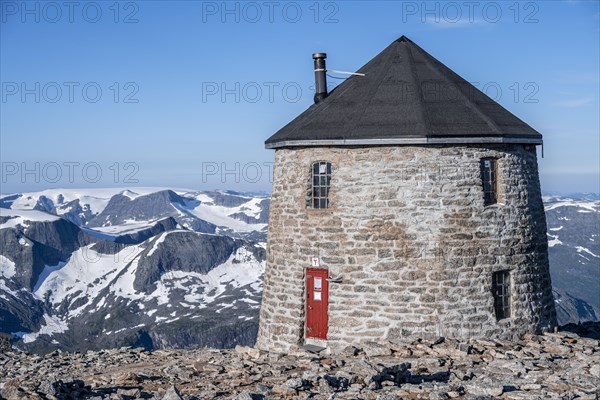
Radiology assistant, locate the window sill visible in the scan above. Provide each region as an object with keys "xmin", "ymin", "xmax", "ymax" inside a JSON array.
[
  {"xmin": 483, "ymin": 202, "xmax": 505, "ymax": 209},
  {"xmin": 306, "ymin": 208, "xmax": 334, "ymax": 213}
]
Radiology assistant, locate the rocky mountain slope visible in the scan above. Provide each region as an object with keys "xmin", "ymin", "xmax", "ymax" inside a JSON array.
[
  {"xmin": 544, "ymin": 194, "xmax": 600, "ymax": 323},
  {"xmin": 0, "ymin": 323, "xmax": 598, "ymax": 399},
  {"xmin": 553, "ymin": 288, "xmax": 600, "ymax": 327},
  {"xmin": 0, "ymin": 189, "xmax": 268, "ymax": 354}
]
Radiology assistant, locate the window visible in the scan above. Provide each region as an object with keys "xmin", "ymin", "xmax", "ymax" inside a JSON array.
[
  {"xmin": 480, "ymin": 158, "xmax": 497, "ymax": 206},
  {"xmin": 492, "ymin": 270, "xmax": 511, "ymax": 320},
  {"xmin": 311, "ymin": 161, "xmax": 331, "ymax": 209}
]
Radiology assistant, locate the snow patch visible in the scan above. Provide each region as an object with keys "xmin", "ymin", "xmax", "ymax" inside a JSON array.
[
  {"xmin": 0, "ymin": 279, "xmax": 18, "ymax": 299},
  {"xmin": 545, "ymin": 199, "xmax": 599, "ymax": 213},
  {"xmin": 547, "ymin": 235, "xmax": 562, "ymax": 247},
  {"xmin": 144, "ymin": 247, "xmax": 264, "ymax": 308},
  {"xmin": 0, "ymin": 255, "xmax": 16, "ymax": 279},
  {"xmin": 120, "ymin": 190, "xmax": 140, "ymax": 200},
  {"xmin": 576, "ymin": 246, "xmax": 599, "ymax": 258},
  {"xmin": 33, "ymin": 261, "xmax": 67, "ymax": 293},
  {"xmin": 34, "ymin": 245, "xmax": 145, "ymax": 318},
  {"xmin": 18, "ymin": 314, "xmax": 69, "ymax": 343},
  {"xmin": 93, "ymin": 220, "xmax": 157, "ymax": 234},
  {"xmin": 238, "ymin": 298, "xmax": 259, "ymax": 305},
  {"xmin": 186, "ymin": 194, "xmax": 266, "ymax": 233},
  {"xmin": 147, "ymin": 232, "xmax": 168, "ymax": 257},
  {"xmin": 0, "ymin": 209, "xmax": 60, "ymax": 229}
]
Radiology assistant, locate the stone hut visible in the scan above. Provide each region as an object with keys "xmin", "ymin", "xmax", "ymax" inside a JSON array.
[{"xmin": 256, "ymin": 36, "xmax": 557, "ymax": 353}]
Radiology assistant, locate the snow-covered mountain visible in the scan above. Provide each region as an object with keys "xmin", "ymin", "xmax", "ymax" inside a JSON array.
[
  {"xmin": 0, "ymin": 188, "xmax": 598, "ymax": 353},
  {"xmin": 0, "ymin": 189, "xmax": 268, "ymax": 353},
  {"xmin": 0, "ymin": 188, "xmax": 269, "ymax": 239},
  {"xmin": 544, "ymin": 194, "xmax": 600, "ymax": 324}
]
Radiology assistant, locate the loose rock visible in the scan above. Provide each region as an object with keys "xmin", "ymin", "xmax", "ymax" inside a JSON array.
[{"xmin": 0, "ymin": 323, "xmax": 598, "ymax": 399}]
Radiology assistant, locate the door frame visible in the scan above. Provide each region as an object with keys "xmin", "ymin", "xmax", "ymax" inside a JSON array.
[{"xmin": 305, "ymin": 267, "xmax": 329, "ymax": 341}]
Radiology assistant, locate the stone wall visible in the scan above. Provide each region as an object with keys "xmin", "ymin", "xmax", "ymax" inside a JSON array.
[{"xmin": 256, "ymin": 145, "xmax": 557, "ymax": 352}]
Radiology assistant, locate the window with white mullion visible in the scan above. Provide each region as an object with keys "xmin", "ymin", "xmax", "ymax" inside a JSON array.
[{"xmin": 311, "ymin": 162, "xmax": 332, "ymax": 209}]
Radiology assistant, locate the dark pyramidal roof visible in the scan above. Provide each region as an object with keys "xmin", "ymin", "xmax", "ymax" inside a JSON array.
[{"xmin": 265, "ymin": 36, "xmax": 542, "ymax": 149}]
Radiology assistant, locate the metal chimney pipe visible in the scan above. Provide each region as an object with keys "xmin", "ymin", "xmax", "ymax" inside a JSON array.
[{"xmin": 313, "ymin": 53, "xmax": 328, "ymax": 103}]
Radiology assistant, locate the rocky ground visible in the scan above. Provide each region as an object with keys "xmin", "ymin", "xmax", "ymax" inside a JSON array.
[{"xmin": 0, "ymin": 323, "xmax": 599, "ymax": 400}]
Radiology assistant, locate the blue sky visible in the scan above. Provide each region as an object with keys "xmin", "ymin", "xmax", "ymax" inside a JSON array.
[{"xmin": 1, "ymin": 0, "xmax": 598, "ymax": 195}]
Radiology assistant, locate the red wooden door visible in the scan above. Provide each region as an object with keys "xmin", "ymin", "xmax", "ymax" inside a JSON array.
[{"xmin": 306, "ymin": 268, "xmax": 329, "ymax": 340}]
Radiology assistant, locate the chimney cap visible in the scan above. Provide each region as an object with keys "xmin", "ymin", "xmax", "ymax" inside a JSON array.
[{"xmin": 312, "ymin": 53, "xmax": 327, "ymax": 60}]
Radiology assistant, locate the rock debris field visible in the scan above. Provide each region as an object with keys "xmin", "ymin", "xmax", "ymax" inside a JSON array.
[{"xmin": 1, "ymin": 323, "xmax": 599, "ymax": 400}]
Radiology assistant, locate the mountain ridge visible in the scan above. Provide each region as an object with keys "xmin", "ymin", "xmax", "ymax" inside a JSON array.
[{"xmin": 1, "ymin": 189, "xmax": 267, "ymax": 354}]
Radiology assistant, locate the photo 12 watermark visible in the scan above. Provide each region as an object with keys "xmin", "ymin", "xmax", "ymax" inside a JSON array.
[
  {"xmin": 200, "ymin": 81, "xmax": 539, "ymax": 104},
  {"xmin": 407, "ymin": 81, "xmax": 540, "ymax": 104},
  {"xmin": 198, "ymin": 160, "xmax": 527, "ymax": 189},
  {"xmin": 201, "ymin": 81, "xmax": 305, "ymax": 104},
  {"xmin": 80, "ymin": 245, "xmax": 141, "ymax": 265},
  {"xmin": 201, "ymin": 1, "xmax": 340, "ymax": 24},
  {"xmin": 401, "ymin": 1, "xmax": 540, "ymax": 25},
  {"xmin": 1, "ymin": 1, "xmax": 140, "ymax": 24},
  {"xmin": 200, "ymin": 162, "xmax": 275, "ymax": 185},
  {"xmin": 1, "ymin": 162, "xmax": 140, "ymax": 185},
  {"xmin": 1, "ymin": 82, "xmax": 140, "ymax": 104}
]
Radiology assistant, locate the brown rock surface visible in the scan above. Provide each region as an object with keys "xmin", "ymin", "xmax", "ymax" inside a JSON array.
[{"xmin": 1, "ymin": 323, "xmax": 598, "ymax": 399}]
